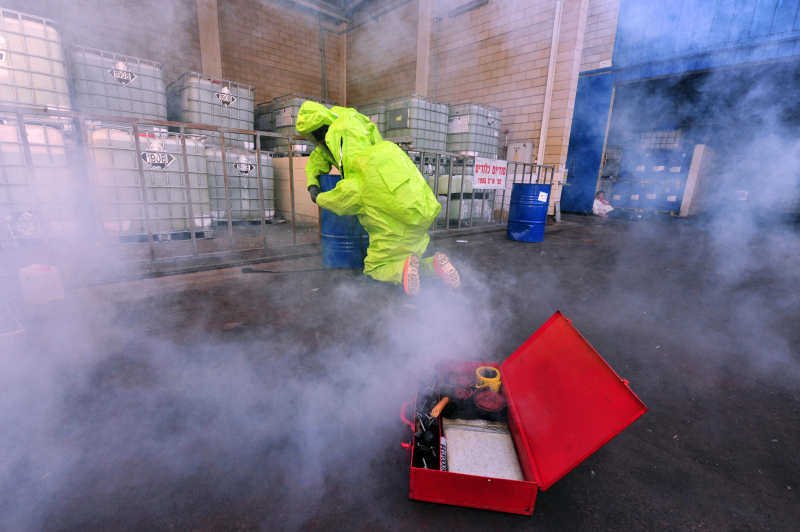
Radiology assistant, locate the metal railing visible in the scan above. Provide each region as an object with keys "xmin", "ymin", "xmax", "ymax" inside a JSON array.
[
  {"xmin": 0, "ymin": 104, "xmax": 307, "ymax": 267},
  {"xmin": 405, "ymin": 146, "xmax": 556, "ymax": 231},
  {"xmin": 0, "ymin": 105, "xmax": 556, "ymax": 274}
]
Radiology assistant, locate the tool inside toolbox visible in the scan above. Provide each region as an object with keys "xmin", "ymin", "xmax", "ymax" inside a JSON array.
[{"xmin": 412, "ymin": 363, "xmax": 524, "ymax": 479}]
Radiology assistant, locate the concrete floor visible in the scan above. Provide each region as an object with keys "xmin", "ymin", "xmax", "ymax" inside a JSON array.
[{"xmin": 1, "ymin": 215, "xmax": 798, "ymax": 531}]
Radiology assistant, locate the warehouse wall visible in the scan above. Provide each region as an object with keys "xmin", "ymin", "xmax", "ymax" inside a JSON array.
[
  {"xmin": 409, "ymin": 0, "xmax": 587, "ymax": 209},
  {"xmin": 0, "ymin": 0, "xmax": 203, "ymax": 84},
  {"xmin": 217, "ymin": 0, "xmax": 342, "ymax": 104},
  {"xmin": 426, "ymin": 0, "xmax": 553, "ymax": 144},
  {"xmin": 580, "ymin": 0, "xmax": 619, "ymax": 72},
  {"xmin": 347, "ymin": 0, "xmax": 419, "ymax": 107},
  {"xmin": 345, "ymin": 0, "xmax": 620, "ymax": 213}
]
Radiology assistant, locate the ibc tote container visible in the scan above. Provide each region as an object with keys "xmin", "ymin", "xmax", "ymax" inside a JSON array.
[
  {"xmin": 205, "ymin": 147, "xmax": 275, "ymax": 222},
  {"xmin": 386, "ymin": 95, "xmax": 448, "ymax": 151},
  {"xmin": 0, "ymin": 10, "xmax": 71, "ymax": 118},
  {"xmin": 356, "ymin": 102, "xmax": 387, "ymax": 137},
  {"xmin": 70, "ymin": 45, "xmax": 167, "ymax": 121},
  {"xmin": 255, "ymin": 101, "xmax": 274, "ymax": 131},
  {"xmin": 436, "ymin": 195, "xmax": 491, "ymax": 224},
  {"xmin": 0, "ymin": 119, "xmax": 77, "ymax": 241},
  {"xmin": 88, "ymin": 125, "xmax": 212, "ymax": 238},
  {"xmin": 426, "ymin": 157, "xmax": 494, "ymax": 224},
  {"xmin": 167, "ymin": 72, "xmax": 255, "ymax": 149},
  {"xmin": 266, "ymin": 94, "xmax": 335, "ymax": 156},
  {"xmin": 446, "ymin": 103, "xmax": 501, "ymax": 158}
]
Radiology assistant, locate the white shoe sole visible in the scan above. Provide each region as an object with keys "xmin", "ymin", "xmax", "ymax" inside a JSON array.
[
  {"xmin": 434, "ymin": 252, "xmax": 460, "ymax": 290},
  {"xmin": 404, "ymin": 255, "xmax": 420, "ymax": 296}
]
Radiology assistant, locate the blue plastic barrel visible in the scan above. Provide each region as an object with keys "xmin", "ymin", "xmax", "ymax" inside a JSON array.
[
  {"xmin": 506, "ymin": 183, "xmax": 551, "ymax": 243},
  {"xmin": 319, "ymin": 174, "xmax": 369, "ymax": 268}
]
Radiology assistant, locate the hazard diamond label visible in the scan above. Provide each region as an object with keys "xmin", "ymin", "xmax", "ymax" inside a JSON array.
[
  {"xmin": 234, "ymin": 154, "xmax": 256, "ymax": 175},
  {"xmin": 141, "ymin": 141, "xmax": 175, "ymax": 169},
  {"xmin": 216, "ymin": 86, "xmax": 237, "ymax": 107},
  {"xmin": 108, "ymin": 61, "xmax": 137, "ymax": 86}
]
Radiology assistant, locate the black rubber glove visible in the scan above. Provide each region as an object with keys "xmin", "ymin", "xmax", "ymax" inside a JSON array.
[{"xmin": 308, "ymin": 185, "xmax": 320, "ymax": 204}]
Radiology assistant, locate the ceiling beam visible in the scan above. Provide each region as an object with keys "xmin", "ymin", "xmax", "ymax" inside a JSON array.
[
  {"xmin": 285, "ymin": 0, "xmax": 352, "ymax": 22},
  {"xmin": 344, "ymin": 0, "xmax": 371, "ymax": 16}
]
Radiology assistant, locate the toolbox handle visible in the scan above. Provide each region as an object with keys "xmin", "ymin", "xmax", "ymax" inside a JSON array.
[{"xmin": 400, "ymin": 401, "xmax": 415, "ymax": 431}]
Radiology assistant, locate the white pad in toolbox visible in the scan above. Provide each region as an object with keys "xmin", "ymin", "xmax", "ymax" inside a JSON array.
[{"xmin": 442, "ymin": 418, "xmax": 524, "ymax": 481}]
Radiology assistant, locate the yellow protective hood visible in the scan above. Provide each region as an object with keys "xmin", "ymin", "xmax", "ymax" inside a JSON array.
[{"xmin": 296, "ymin": 101, "xmax": 337, "ymax": 137}]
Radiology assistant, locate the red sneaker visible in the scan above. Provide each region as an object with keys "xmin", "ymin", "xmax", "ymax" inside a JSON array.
[
  {"xmin": 434, "ymin": 252, "xmax": 460, "ymax": 290},
  {"xmin": 403, "ymin": 254, "xmax": 421, "ymax": 296}
]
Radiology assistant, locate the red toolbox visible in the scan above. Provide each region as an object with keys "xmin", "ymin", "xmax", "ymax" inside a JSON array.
[{"xmin": 402, "ymin": 311, "xmax": 647, "ymax": 515}]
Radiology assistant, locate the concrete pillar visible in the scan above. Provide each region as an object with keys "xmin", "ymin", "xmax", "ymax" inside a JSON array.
[
  {"xmin": 542, "ymin": 0, "xmax": 590, "ymax": 214},
  {"xmin": 196, "ymin": 0, "xmax": 223, "ymax": 78},
  {"xmin": 415, "ymin": 0, "xmax": 432, "ymax": 96},
  {"xmin": 339, "ymin": 23, "xmax": 347, "ymax": 106},
  {"xmin": 536, "ymin": 0, "xmax": 564, "ymax": 165}
]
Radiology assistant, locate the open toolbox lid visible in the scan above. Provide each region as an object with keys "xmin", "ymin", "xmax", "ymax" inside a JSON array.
[{"xmin": 501, "ymin": 311, "xmax": 647, "ymax": 490}]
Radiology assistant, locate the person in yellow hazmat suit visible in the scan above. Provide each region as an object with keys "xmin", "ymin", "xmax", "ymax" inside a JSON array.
[{"xmin": 296, "ymin": 102, "xmax": 460, "ymax": 296}]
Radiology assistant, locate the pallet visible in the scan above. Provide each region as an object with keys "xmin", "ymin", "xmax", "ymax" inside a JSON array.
[
  {"xmin": 211, "ymin": 218, "xmax": 285, "ymax": 227},
  {"xmin": 117, "ymin": 230, "xmax": 214, "ymax": 244}
]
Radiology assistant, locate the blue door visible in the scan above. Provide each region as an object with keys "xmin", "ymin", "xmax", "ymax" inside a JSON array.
[{"xmin": 560, "ymin": 72, "xmax": 615, "ymax": 213}]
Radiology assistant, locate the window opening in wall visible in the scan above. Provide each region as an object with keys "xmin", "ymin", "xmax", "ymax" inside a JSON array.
[{"xmin": 639, "ymin": 130, "xmax": 682, "ymax": 150}]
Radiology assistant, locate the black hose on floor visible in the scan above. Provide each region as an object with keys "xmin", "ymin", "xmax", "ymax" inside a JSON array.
[{"xmin": 241, "ymin": 267, "xmax": 332, "ymax": 274}]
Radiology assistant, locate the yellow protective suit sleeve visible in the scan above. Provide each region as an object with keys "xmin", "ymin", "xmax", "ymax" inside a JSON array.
[
  {"xmin": 316, "ymin": 177, "xmax": 362, "ymax": 216},
  {"xmin": 305, "ymin": 148, "xmax": 332, "ymax": 190}
]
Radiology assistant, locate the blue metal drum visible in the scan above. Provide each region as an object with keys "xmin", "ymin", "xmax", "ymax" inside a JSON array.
[
  {"xmin": 506, "ymin": 183, "xmax": 551, "ymax": 243},
  {"xmin": 319, "ymin": 174, "xmax": 369, "ymax": 268}
]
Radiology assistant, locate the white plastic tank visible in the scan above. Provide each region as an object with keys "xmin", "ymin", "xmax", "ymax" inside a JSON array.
[
  {"xmin": 426, "ymin": 156, "xmax": 494, "ymax": 225},
  {"xmin": 89, "ymin": 125, "xmax": 212, "ymax": 237},
  {"xmin": 71, "ymin": 45, "xmax": 167, "ymax": 121},
  {"xmin": 0, "ymin": 9, "xmax": 71, "ymax": 113},
  {"xmin": 205, "ymin": 147, "xmax": 275, "ymax": 221},
  {"xmin": 18, "ymin": 264, "xmax": 64, "ymax": 304},
  {"xmin": 437, "ymin": 196, "xmax": 491, "ymax": 224},
  {"xmin": 0, "ymin": 119, "xmax": 76, "ymax": 242},
  {"xmin": 386, "ymin": 95, "xmax": 449, "ymax": 151},
  {"xmin": 446, "ymin": 103, "xmax": 501, "ymax": 158},
  {"xmin": 167, "ymin": 72, "xmax": 255, "ymax": 149}
]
